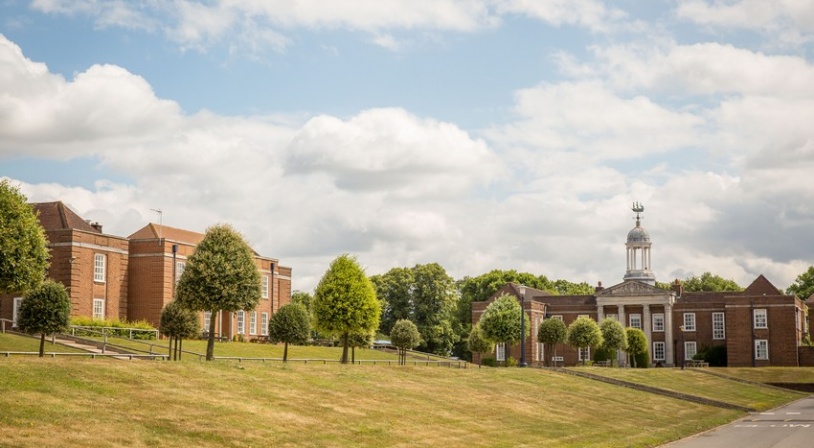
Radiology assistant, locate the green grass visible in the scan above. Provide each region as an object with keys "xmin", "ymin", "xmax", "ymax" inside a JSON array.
[
  {"xmin": 715, "ymin": 367, "xmax": 814, "ymax": 384},
  {"xmin": 571, "ymin": 366, "xmax": 807, "ymax": 411},
  {"xmin": 0, "ymin": 333, "xmax": 88, "ymax": 354},
  {"xmin": 0, "ymin": 358, "xmax": 747, "ymax": 448}
]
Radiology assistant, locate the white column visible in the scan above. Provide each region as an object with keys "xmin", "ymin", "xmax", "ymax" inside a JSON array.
[
  {"xmin": 664, "ymin": 304, "xmax": 674, "ymax": 367},
  {"xmin": 597, "ymin": 304, "xmax": 605, "ymax": 321},
  {"xmin": 617, "ymin": 305, "xmax": 627, "ymax": 367}
]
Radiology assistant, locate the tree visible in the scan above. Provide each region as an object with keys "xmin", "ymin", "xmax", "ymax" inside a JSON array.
[
  {"xmin": 313, "ymin": 254, "xmax": 381, "ymax": 364},
  {"xmin": 159, "ymin": 300, "xmax": 201, "ymax": 361},
  {"xmin": 625, "ymin": 327, "xmax": 648, "ymax": 368},
  {"xmin": 348, "ymin": 329, "xmax": 374, "ymax": 364},
  {"xmin": 291, "ymin": 291, "xmax": 314, "ymax": 316},
  {"xmin": 370, "ymin": 267, "xmax": 413, "ymax": 334},
  {"xmin": 566, "ymin": 316, "xmax": 602, "ymax": 365},
  {"xmin": 551, "ymin": 279, "xmax": 595, "ymax": 296},
  {"xmin": 478, "ymin": 294, "xmax": 530, "ymax": 366},
  {"xmin": 16, "ymin": 280, "xmax": 71, "ymax": 357},
  {"xmin": 599, "ymin": 318, "xmax": 627, "ymax": 366},
  {"xmin": 537, "ymin": 317, "xmax": 567, "ymax": 367},
  {"xmin": 175, "ymin": 224, "xmax": 262, "ymax": 361},
  {"xmin": 467, "ymin": 324, "xmax": 494, "ymax": 366},
  {"xmin": 268, "ymin": 303, "xmax": 311, "ymax": 362},
  {"xmin": 390, "ymin": 319, "xmax": 422, "ymax": 365},
  {"xmin": 787, "ymin": 266, "xmax": 814, "ymax": 300},
  {"xmin": 682, "ymin": 272, "xmax": 743, "ymax": 292},
  {"xmin": 0, "ymin": 180, "xmax": 49, "ymax": 294}
]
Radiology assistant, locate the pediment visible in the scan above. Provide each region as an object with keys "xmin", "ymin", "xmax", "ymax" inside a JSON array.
[{"xmin": 596, "ymin": 281, "xmax": 671, "ymax": 297}]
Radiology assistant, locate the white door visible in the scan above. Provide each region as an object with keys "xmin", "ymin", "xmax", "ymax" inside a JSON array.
[{"xmin": 12, "ymin": 297, "xmax": 22, "ymax": 327}]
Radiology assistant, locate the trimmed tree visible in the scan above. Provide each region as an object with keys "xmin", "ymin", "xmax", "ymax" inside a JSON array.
[
  {"xmin": 566, "ymin": 316, "xmax": 603, "ymax": 365},
  {"xmin": 0, "ymin": 180, "xmax": 50, "ymax": 294},
  {"xmin": 625, "ymin": 327, "xmax": 648, "ymax": 368},
  {"xmin": 175, "ymin": 224, "xmax": 262, "ymax": 361},
  {"xmin": 537, "ymin": 317, "xmax": 567, "ymax": 367},
  {"xmin": 313, "ymin": 254, "xmax": 381, "ymax": 364},
  {"xmin": 268, "ymin": 303, "xmax": 311, "ymax": 362},
  {"xmin": 599, "ymin": 318, "xmax": 628, "ymax": 367},
  {"xmin": 159, "ymin": 300, "xmax": 201, "ymax": 361},
  {"xmin": 16, "ymin": 280, "xmax": 71, "ymax": 357},
  {"xmin": 348, "ymin": 329, "xmax": 375, "ymax": 364},
  {"xmin": 390, "ymin": 319, "xmax": 422, "ymax": 365},
  {"xmin": 478, "ymin": 294, "xmax": 530, "ymax": 367},
  {"xmin": 467, "ymin": 323, "xmax": 494, "ymax": 367}
]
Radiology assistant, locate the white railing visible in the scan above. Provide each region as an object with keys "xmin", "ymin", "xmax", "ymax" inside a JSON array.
[
  {"xmin": 70, "ymin": 325, "xmax": 158, "ymax": 340},
  {"xmin": 0, "ymin": 318, "xmax": 13, "ymax": 333}
]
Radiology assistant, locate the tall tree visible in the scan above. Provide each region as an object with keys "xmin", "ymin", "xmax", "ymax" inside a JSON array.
[
  {"xmin": 313, "ymin": 254, "xmax": 380, "ymax": 364},
  {"xmin": 16, "ymin": 280, "xmax": 71, "ymax": 357},
  {"xmin": 290, "ymin": 291, "xmax": 314, "ymax": 316},
  {"xmin": 175, "ymin": 224, "xmax": 262, "ymax": 361},
  {"xmin": 566, "ymin": 316, "xmax": 603, "ymax": 365},
  {"xmin": 625, "ymin": 327, "xmax": 648, "ymax": 368},
  {"xmin": 370, "ymin": 267, "xmax": 414, "ymax": 334},
  {"xmin": 0, "ymin": 180, "xmax": 49, "ymax": 294},
  {"xmin": 467, "ymin": 323, "xmax": 494, "ymax": 367},
  {"xmin": 390, "ymin": 319, "xmax": 422, "ymax": 365},
  {"xmin": 551, "ymin": 279, "xmax": 595, "ymax": 295},
  {"xmin": 787, "ymin": 266, "xmax": 814, "ymax": 300},
  {"xmin": 537, "ymin": 317, "xmax": 567, "ymax": 367},
  {"xmin": 268, "ymin": 303, "xmax": 311, "ymax": 362},
  {"xmin": 599, "ymin": 318, "xmax": 627, "ymax": 367},
  {"xmin": 682, "ymin": 272, "xmax": 743, "ymax": 292},
  {"xmin": 159, "ymin": 300, "xmax": 201, "ymax": 361},
  {"xmin": 478, "ymin": 294, "xmax": 530, "ymax": 366}
]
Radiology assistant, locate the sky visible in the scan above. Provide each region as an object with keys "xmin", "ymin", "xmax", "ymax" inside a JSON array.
[{"xmin": 2, "ymin": 0, "xmax": 814, "ymax": 293}]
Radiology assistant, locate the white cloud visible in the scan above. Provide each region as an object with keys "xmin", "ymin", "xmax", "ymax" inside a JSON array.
[{"xmin": 497, "ymin": 0, "xmax": 627, "ymax": 33}]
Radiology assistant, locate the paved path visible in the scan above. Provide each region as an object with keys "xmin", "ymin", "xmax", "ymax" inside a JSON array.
[{"xmin": 663, "ymin": 396, "xmax": 814, "ymax": 448}]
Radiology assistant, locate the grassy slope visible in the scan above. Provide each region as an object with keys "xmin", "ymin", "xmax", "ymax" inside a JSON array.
[
  {"xmin": 0, "ymin": 333, "xmax": 87, "ymax": 354},
  {"xmin": 717, "ymin": 367, "xmax": 814, "ymax": 384}
]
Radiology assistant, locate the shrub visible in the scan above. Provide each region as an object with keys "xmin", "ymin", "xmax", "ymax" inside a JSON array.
[
  {"xmin": 633, "ymin": 350, "xmax": 649, "ymax": 368},
  {"xmin": 505, "ymin": 356, "xmax": 518, "ymax": 367},
  {"xmin": 481, "ymin": 356, "xmax": 497, "ymax": 367},
  {"xmin": 69, "ymin": 317, "xmax": 157, "ymax": 340},
  {"xmin": 593, "ymin": 346, "xmax": 615, "ymax": 364},
  {"xmin": 693, "ymin": 344, "xmax": 727, "ymax": 367}
]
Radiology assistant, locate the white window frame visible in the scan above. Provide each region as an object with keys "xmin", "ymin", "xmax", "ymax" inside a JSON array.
[
  {"xmin": 12, "ymin": 297, "xmax": 22, "ymax": 327},
  {"xmin": 237, "ymin": 311, "xmax": 245, "ymax": 335},
  {"xmin": 578, "ymin": 314, "xmax": 590, "ymax": 320},
  {"xmin": 653, "ymin": 342, "xmax": 665, "ymax": 361},
  {"xmin": 496, "ymin": 343, "xmax": 506, "ymax": 362},
  {"xmin": 579, "ymin": 346, "xmax": 591, "ymax": 362},
  {"xmin": 175, "ymin": 261, "xmax": 185, "ymax": 284},
  {"xmin": 754, "ymin": 309, "xmax": 768, "ymax": 329},
  {"xmin": 262, "ymin": 275, "xmax": 269, "ymax": 299},
  {"xmin": 249, "ymin": 312, "xmax": 257, "ymax": 335},
  {"xmin": 94, "ymin": 253, "xmax": 106, "ymax": 283},
  {"xmin": 261, "ymin": 312, "xmax": 269, "ymax": 336},
  {"xmin": 712, "ymin": 312, "xmax": 725, "ymax": 340},
  {"xmin": 683, "ymin": 313, "xmax": 696, "ymax": 332},
  {"xmin": 204, "ymin": 311, "xmax": 212, "ymax": 333},
  {"xmin": 684, "ymin": 341, "xmax": 697, "ymax": 361},
  {"xmin": 652, "ymin": 313, "xmax": 665, "ymax": 332},
  {"xmin": 755, "ymin": 339, "xmax": 769, "ymax": 360},
  {"xmin": 551, "ymin": 315, "xmax": 563, "ymax": 321},
  {"xmin": 630, "ymin": 314, "xmax": 642, "ymax": 329},
  {"xmin": 93, "ymin": 298, "xmax": 105, "ymax": 321}
]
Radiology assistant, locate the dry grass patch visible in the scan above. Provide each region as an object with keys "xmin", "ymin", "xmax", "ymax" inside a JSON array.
[{"xmin": 717, "ymin": 367, "xmax": 814, "ymax": 384}]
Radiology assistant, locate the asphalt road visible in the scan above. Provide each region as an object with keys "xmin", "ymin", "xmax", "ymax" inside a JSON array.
[{"xmin": 663, "ymin": 396, "xmax": 814, "ymax": 448}]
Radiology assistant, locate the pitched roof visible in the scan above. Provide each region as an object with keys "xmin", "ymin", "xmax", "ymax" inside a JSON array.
[
  {"xmin": 128, "ymin": 223, "xmax": 204, "ymax": 245},
  {"xmin": 743, "ymin": 274, "xmax": 783, "ymax": 296},
  {"xmin": 31, "ymin": 202, "xmax": 100, "ymax": 233}
]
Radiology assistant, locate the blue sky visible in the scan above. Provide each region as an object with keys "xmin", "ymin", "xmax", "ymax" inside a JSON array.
[{"xmin": 2, "ymin": 0, "xmax": 814, "ymax": 292}]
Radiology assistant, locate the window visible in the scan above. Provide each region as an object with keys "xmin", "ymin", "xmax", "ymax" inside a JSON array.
[
  {"xmin": 652, "ymin": 313, "xmax": 665, "ymax": 332},
  {"xmin": 754, "ymin": 309, "xmax": 768, "ymax": 329},
  {"xmin": 579, "ymin": 347, "xmax": 591, "ymax": 362},
  {"xmin": 684, "ymin": 341, "xmax": 697, "ymax": 360},
  {"xmin": 630, "ymin": 314, "xmax": 642, "ymax": 329},
  {"xmin": 496, "ymin": 343, "xmax": 506, "ymax": 362},
  {"xmin": 712, "ymin": 312, "xmax": 725, "ymax": 340},
  {"xmin": 653, "ymin": 342, "xmax": 665, "ymax": 361},
  {"xmin": 94, "ymin": 253, "xmax": 106, "ymax": 282},
  {"xmin": 261, "ymin": 312, "xmax": 269, "ymax": 336},
  {"xmin": 204, "ymin": 311, "xmax": 212, "ymax": 333},
  {"xmin": 262, "ymin": 275, "xmax": 269, "ymax": 299},
  {"xmin": 175, "ymin": 261, "xmax": 185, "ymax": 284},
  {"xmin": 552, "ymin": 315, "xmax": 563, "ymax": 321},
  {"xmin": 755, "ymin": 339, "xmax": 769, "ymax": 360},
  {"xmin": 250, "ymin": 312, "xmax": 257, "ymax": 335},
  {"xmin": 237, "ymin": 311, "xmax": 245, "ymax": 335},
  {"xmin": 683, "ymin": 313, "xmax": 696, "ymax": 332},
  {"xmin": 12, "ymin": 297, "xmax": 22, "ymax": 327},
  {"xmin": 93, "ymin": 299, "xmax": 105, "ymax": 320}
]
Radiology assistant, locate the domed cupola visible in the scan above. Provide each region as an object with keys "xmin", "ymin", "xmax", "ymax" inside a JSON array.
[{"xmin": 623, "ymin": 202, "xmax": 656, "ymax": 285}]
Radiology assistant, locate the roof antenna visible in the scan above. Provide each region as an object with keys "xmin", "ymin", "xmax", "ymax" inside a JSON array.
[{"xmin": 150, "ymin": 208, "xmax": 163, "ymax": 244}]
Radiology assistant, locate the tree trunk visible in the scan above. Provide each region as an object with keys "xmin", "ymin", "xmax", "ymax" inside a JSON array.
[
  {"xmin": 168, "ymin": 335, "xmax": 174, "ymax": 360},
  {"xmin": 341, "ymin": 332, "xmax": 349, "ymax": 364},
  {"xmin": 206, "ymin": 310, "xmax": 217, "ymax": 361},
  {"xmin": 283, "ymin": 342, "xmax": 289, "ymax": 362},
  {"xmin": 39, "ymin": 333, "xmax": 45, "ymax": 358}
]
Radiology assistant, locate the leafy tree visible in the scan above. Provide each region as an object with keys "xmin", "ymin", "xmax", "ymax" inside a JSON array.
[
  {"xmin": 16, "ymin": 280, "xmax": 71, "ymax": 357},
  {"xmin": 537, "ymin": 317, "xmax": 567, "ymax": 367},
  {"xmin": 313, "ymin": 254, "xmax": 380, "ymax": 364},
  {"xmin": 0, "ymin": 180, "xmax": 49, "ymax": 294},
  {"xmin": 390, "ymin": 319, "xmax": 422, "ymax": 365},
  {"xmin": 175, "ymin": 224, "xmax": 262, "ymax": 361},
  {"xmin": 291, "ymin": 291, "xmax": 314, "ymax": 316},
  {"xmin": 566, "ymin": 316, "xmax": 603, "ymax": 365},
  {"xmin": 370, "ymin": 267, "xmax": 413, "ymax": 334},
  {"xmin": 551, "ymin": 279, "xmax": 595, "ymax": 295},
  {"xmin": 159, "ymin": 300, "xmax": 201, "ymax": 361},
  {"xmin": 625, "ymin": 327, "xmax": 648, "ymax": 368},
  {"xmin": 478, "ymin": 294, "xmax": 530, "ymax": 366},
  {"xmin": 599, "ymin": 318, "xmax": 627, "ymax": 366},
  {"xmin": 787, "ymin": 266, "xmax": 814, "ymax": 300},
  {"xmin": 467, "ymin": 323, "xmax": 494, "ymax": 367},
  {"xmin": 348, "ymin": 329, "xmax": 375, "ymax": 364},
  {"xmin": 268, "ymin": 303, "xmax": 311, "ymax": 362},
  {"xmin": 682, "ymin": 272, "xmax": 743, "ymax": 292}
]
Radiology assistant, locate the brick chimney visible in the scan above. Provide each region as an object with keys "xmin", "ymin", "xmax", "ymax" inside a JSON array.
[
  {"xmin": 91, "ymin": 222, "xmax": 103, "ymax": 233},
  {"xmin": 594, "ymin": 281, "xmax": 604, "ymax": 292},
  {"xmin": 671, "ymin": 278, "xmax": 683, "ymax": 297}
]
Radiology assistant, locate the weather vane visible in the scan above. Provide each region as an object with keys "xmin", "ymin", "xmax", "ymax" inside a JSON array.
[{"xmin": 632, "ymin": 202, "xmax": 644, "ymax": 225}]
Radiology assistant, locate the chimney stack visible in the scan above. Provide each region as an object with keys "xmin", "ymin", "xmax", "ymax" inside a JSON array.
[
  {"xmin": 594, "ymin": 281, "xmax": 604, "ymax": 292},
  {"xmin": 91, "ymin": 222, "xmax": 103, "ymax": 233}
]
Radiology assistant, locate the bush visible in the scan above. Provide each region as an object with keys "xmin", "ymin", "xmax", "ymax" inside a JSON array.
[
  {"xmin": 505, "ymin": 356, "xmax": 518, "ymax": 367},
  {"xmin": 481, "ymin": 356, "xmax": 497, "ymax": 367},
  {"xmin": 69, "ymin": 317, "xmax": 157, "ymax": 340},
  {"xmin": 693, "ymin": 344, "xmax": 727, "ymax": 367},
  {"xmin": 593, "ymin": 346, "xmax": 615, "ymax": 364},
  {"xmin": 633, "ymin": 350, "xmax": 649, "ymax": 368}
]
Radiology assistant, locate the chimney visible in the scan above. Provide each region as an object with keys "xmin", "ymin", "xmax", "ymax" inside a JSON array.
[
  {"xmin": 594, "ymin": 281, "xmax": 604, "ymax": 292},
  {"xmin": 672, "ymin": 278, "xmax": 683, "ymax": 297},
  {"xmin": 91, "ymin": 222, "xmax": 103, "ymax": 233}
]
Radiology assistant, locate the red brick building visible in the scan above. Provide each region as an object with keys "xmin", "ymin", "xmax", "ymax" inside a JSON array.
[{"xmin": 473, "ymin": 206, "xmax": 808, "ymax": 367}]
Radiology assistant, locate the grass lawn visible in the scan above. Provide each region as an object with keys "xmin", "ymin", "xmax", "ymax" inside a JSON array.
[
  {"xmin": 0, "ymin": 333, "xmax": 88, "ymax": 355},
  {"xmin": 571, "ymin": 366, "xmax": 806, "ymax": 411},
  {"xmin": 715, "ymin": 367, "xmax": 814, "ymax": 384},
  {"xmin": 0, "ymin": 358, "xmax": 746, "ymax": 448}
]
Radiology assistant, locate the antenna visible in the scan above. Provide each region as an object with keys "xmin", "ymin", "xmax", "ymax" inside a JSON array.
[{"xmin": 150, "ymin": 208, "xmax": 163, "ymax": 244}]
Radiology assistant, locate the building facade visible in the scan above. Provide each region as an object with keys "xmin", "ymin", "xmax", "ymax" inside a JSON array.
[{"xmin": 473, "ymin": 205, "xmax": 808, "ymax": 367}]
